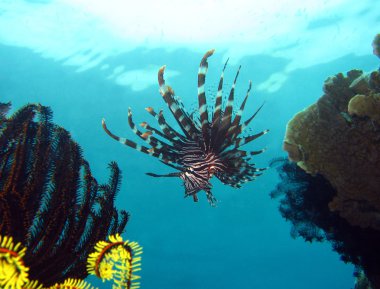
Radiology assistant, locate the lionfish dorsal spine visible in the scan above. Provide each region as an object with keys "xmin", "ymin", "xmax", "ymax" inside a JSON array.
[
  {"xmin": 241, "ymin": 102, "xmax": 265, "ymax": 132},
  {"xmin": 210, "ymin": 58, "xmax": 230, "ymax": 150},
  {"xmin": 223, "ymin": 65, "xmax": 241, "ymax": 124},
  {"xmin": 209, "ymin": 63, "xmax": 243, "ymax": 153},
  {"xmin": 140, "ymin": 121, "xmax": 173, "ymax": 143},
  {"xmin": 229, "ymin": 80, "xmax": 252, "ymax": 130},
  {"xmin": 128, "ymin": 107, "xmax": 172, "ymax": 152},
  {"xmin": 158, "ymin": 66, "xmax": 199, "ymax": 142},
  {"xmin": 198, "ymin": 49, "xmax": 214, "ymax": 150},
  {"xmin": 102, "ymin": 118, "xmax": 176, "ymax": 165},
  {"xmin": 145, "ymin": 107, "xmax": 183, "ymax": 143},
  {"xmin": 215, "ymin": 65, "xmax": 242, "ymax": 141},
  {"xmin": 234, "ymin": 130, "xmax": 269, "ymax": 149},
  {"xmin": 212, "ymin": 58, "xmax": 229, "ymax": 126},
  {"xmin": 223, "ymin": 101, "xmax": 265, "ymax": 151}
]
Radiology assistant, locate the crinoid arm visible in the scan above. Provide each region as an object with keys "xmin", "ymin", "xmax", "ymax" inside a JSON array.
[{"xmin": 0, "ymin": 103, "xmax": 129, "ymax": 286}]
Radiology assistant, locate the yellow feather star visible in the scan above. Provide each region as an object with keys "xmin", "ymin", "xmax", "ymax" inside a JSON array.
[
  {"xmin": 46, "ymin": 278, "xmax": 97, "ymax": 289},
  {"xmin": 0, "ymin": 235, "xmax": 29, "ymax": 289},
  {"xmin": 87, "ymin": 234, "xmax": 142, "ymax": 289},
  {"xmin": 22, "ymin": 280, "xmax": 44, "ymax": 289}
]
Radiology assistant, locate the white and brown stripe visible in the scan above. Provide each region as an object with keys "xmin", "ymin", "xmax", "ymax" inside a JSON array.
[{"xmin": 102, "ymin": 50, "xmax": 268, "ymax": 205}]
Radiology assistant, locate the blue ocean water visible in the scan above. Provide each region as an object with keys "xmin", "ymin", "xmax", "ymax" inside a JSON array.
[{"xmin": 1, "ymin": 1, "xmax": 380, "ymax": 288}]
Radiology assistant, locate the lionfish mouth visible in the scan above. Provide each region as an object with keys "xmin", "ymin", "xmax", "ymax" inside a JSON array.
[{"xmin": 102, "ymin": 49, "xmax": 268, "ymax": 205}]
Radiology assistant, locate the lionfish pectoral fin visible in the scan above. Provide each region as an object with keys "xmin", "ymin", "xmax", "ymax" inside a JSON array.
[
  {"xmin": 146, "ymin": 172, "xmax": 180, "ymax": 178},
  {"xmin": 184, "ymin": 191, "xmax": 199, "ymax": 202},
  {"xmin": 102, "ymin": 118, "xmax": 120, "ymax": 141},
  {"xmin": 205, "ymin": 190, "xmax": 217, "ymax": 207},
  {"xmin": 102, "ymin": 118, "xmax": 156, "ymax": 156}
]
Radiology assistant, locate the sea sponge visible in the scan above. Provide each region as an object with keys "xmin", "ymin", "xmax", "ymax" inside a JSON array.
[{"xmin": 283, "ymin": 70, "xmax": 380, "ymax": 230}]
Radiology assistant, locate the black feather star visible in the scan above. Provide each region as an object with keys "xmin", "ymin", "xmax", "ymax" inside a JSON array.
[
  {"xmin": 102, "ymin": 50, "xmax": 268, "ymax": 205},
  {"xmin": 0, "ymin": 102, "xmax": 128, "ymax": 286}
]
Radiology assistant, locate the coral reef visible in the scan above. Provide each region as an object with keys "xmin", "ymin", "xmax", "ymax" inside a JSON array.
[
  {"xmin": 271, "ymin": 159, "xmax": 380, "ymax": 289},
  {"xmin": 0, "ymin": 103, "xmax": 129, "ymax": 286},
  {"xmin": 373, "ymin": 34, "xmax": 380, "ymax": 59},
  {"xmin": 283, "ymin": 69, "xmax": 380, "ymax": 230},
  {"xmin": 348, "ymin": 92, "xmax": 380, "ymax": 123}
]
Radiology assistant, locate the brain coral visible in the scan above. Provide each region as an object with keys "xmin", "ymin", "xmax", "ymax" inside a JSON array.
[{"xmin": 283, "ymin": 69, "xmax": 380, "ymax": 230}]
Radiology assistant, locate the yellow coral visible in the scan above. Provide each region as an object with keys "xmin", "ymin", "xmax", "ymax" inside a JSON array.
[
  {"xmin": 0, "ymin": 235, "xmax": 29, "ymax": 289},
  {"xmin": 87, "ymin": 234, "xmax": 142, "ymax": 289}
]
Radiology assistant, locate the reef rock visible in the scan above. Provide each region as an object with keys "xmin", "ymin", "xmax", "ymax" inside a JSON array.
[{"xmin": 283, "ymin": 70, "xmax": 380, "ymax": 230}]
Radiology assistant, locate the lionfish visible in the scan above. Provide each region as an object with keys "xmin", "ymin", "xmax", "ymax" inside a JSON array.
[{"xmin": 102, "ymin": 49, "xmax": 268, "ymax": 205}]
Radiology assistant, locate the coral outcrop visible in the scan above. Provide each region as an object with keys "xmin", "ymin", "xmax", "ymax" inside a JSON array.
[
  {"xmin": 348, "ymin": 92, "xmax": 380, "ymax": 123},
  {"xmin": 373, "ymin": 34, "xmax": 380, "ymax": 59},
  {"xmin": 271, "ymin": 159, "xmax": 380, "ymax": 289},
  {"xmin": 283, "ymin": 69, "xmax": 380, "ymax": 230}
]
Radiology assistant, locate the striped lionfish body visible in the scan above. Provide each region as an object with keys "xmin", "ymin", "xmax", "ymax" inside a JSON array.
[{"xmin": 102, "ymin": 50, "xmax": 268, "ymax": 205}]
